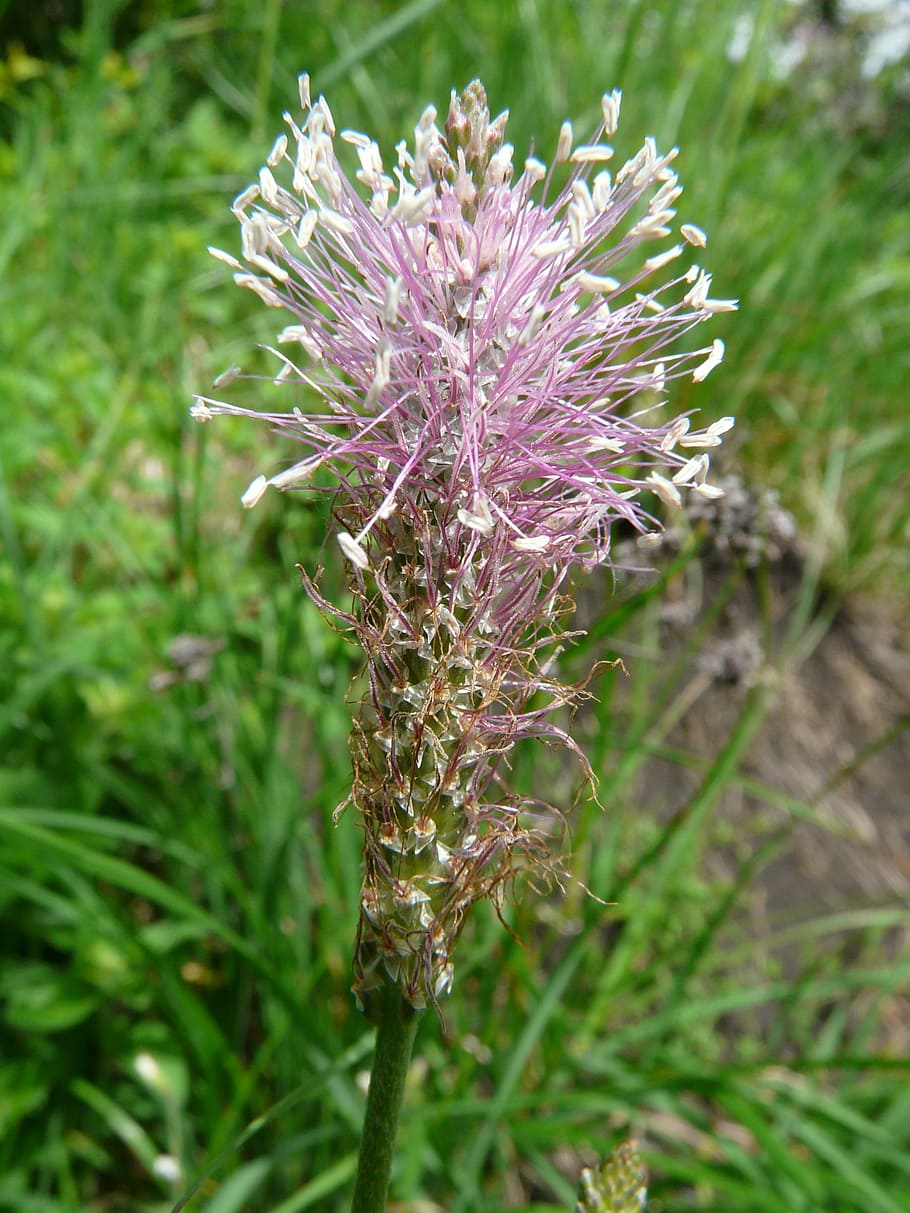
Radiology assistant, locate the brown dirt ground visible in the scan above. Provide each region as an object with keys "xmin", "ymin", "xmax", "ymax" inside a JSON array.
[{"xmin": 584, "ymin": 477, "xmax": 910, "ymax": 1034}]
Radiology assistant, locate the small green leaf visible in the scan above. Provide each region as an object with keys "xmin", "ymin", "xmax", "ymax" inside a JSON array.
[
  {"xmin": 0, "ymin": 962, "xmax": 98, "ymax": 1032},
  {"xmin": 196, "ymin": 1159, "xmax": 272, "ymax": 1213},
  {"xmin": 0, "ymin": 1062, "xmax": 48, "ymax": 1135}
]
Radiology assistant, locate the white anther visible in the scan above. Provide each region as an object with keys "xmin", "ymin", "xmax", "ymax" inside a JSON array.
[
  {"xmin": 681, "ymin": 223, "xmax": 707, "ymax": 248},
  {"xmin": 659, "ymin": 416, "xmax": 690, "ymax": 451},
  {"xmin": 524, "ymin": 157, "xmax": 547, "ymax": 184},
  {"xmin": 248, "ymin": 254, "xmax": 288, "ymax": 283},
  {"xmin": 639, "ymin": 294, "xmax": 666, "ymax": 314},
  {"xmin": 512, "ymin": 535, "xmax": 551, "ymax": 552},
  {"xmin": 693, "ymin": 482, "xmax": 725, "ymax": 499},
  {"xmin": 672, "ymin": 453, "xmax": 709, "ymax": 485},
  {"xmin": 337, "ymin": 531, "xmax": 370, "ymax": 570},
  {"xmin": 644, "ymin": 244, "xmax": 683, "ymax": 272},
  {"xmin": 486, "ymin": 145, "xmax": 514, "ymax": 187},
  {"xmin": 240, "ymin": 218, "xmax": 262, "ymax": 260},
  {"xmin": 651, "ymin": 178, "xmax": 682, "ymax": 209},
  {"xmin": 212, "ymin": 366, "xmax": 241, "ymax": 389},
  {"xmin": 571, "ymin": 144, "xmax": 614, "ymax": 164},
  {"xmin": 568, "ymin": 203, "xmax": 586, "ymax": 248},
  {"xmin": 269, "ymin": 459, "xmax": 318, "ymax": 490},
  {"xmin": 418, "ymin": 103, "xmax": 437, "ymax": 131},
  {"xmin": 295, "ymin": 211, "xmax": 318, "ymax": 249},
  {"xmin": 555, "ymin": 121, "xmax": 573, "ymax": 163},
  {"xmin": 267, "ymin": 134, "xmax": 288, "ymax": 167},
  {"xmin": 233, "ymin": 273, "xmax": 284, "ymax": 308},
  {"xmin": 258, "ymin": 166, "xmax": 279, "ymax": 206},
  {"xmin": 231, "ymin": 184, "xmax": 260, "ymax": 217},
  {"xmin": 678, "ymin": 433, "xmax": 722, "ymax": 450},
  {"xmin": 208, "ymin": 246, "xmax": 241, "ymax": 270},
  {"xmin": 190, "ymin": 400, "xmax": 213, "ymax": 422},
  {"xmin": 366, "ymin": 341, "xmax": 392, "ymax": 407},
  {"xmin": 575, "ymin": 271, "xmax": 619, "ymax": 294},
  {"xmin": 633, "ymin": 220, "xmax": 673, "ymax": 242},
  {"xmin": 601, "ymin": 89, "xmax": 622, "ymax": 137},
  {"xmin": 391, "ymin": 185, "xmax": 436, "ymax": 226},
  {"xmin": 708, "ymin": 416, "xmax": 736, "ymax": 437},
  {"xmin": 646, "ymin": 472, "xmax": 682, "ymax": 510},
  {"xmin": 340, "ymin": 128, "xmax": 371, "ymax": 149},
  {"xmin": 587, "ymin": 435, "xmax": 625, "ymax": 453},
  {"xmin": 592, "ymin": 170, "xmax": 612, "ymax": 210},
  {"xmin": 684, "ymin": 269, "xmax": 712, "ymax": 308},
  {"xmin": 315, "ymin": 95, "xmax": 335, "ymax": 135},
  {"xmin": 241, "ymin": 475, "xmax": 268, "ymax": 509},
  {"xmin": 384, "ymin": 276, "xmax": 403, "ymax": 325},
  {"xmin": 277, "ymin": 325, "xmax": 322, "ymax": 360},
  {"xmin": 532, "ymin": 238, "xmax": 572, "ymax": 259},
  {"xmin": 702, "ymin": 297, "xmax": 739, "ymax": 313},
  {"xmin": 638, "ymin": 530, "xmax": 663, "ymax": 549},
  {"xmin": 518, "ymin": 304, "xmax": 546, "ymax": 347},
  {"xmin": 457, "ymin": 494, "xmax": 494, "ymax": 536},
  {"xmin": 571, "ymin": 179, "xmax": 595, "ymax": 220},
  {"xmin": 692, "ymin": 339, "xmax": 725, "ymax": 382},
  {"xmin": 319, "ymin": 208, "xmax": 354, "ymax": 235}
]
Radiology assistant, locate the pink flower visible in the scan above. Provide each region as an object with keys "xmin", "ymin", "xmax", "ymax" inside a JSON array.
[{"xmin": 195, "ymin": 79, "xmax": 736, "ymax": 1011}]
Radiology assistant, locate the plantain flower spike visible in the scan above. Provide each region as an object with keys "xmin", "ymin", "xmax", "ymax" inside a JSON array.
[{"xmin": 195, "ymin": 77, "xmax": 737, "ymax": 1014}]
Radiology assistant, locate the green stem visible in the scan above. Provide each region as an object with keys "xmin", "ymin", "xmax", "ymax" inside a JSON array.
[{"xmin": 351, "ymin": 984, "xmax": 422, "ymax": 1213}]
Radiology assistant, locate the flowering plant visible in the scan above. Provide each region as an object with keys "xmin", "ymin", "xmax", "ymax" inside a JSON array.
[{"xmin": 195, "ymin": 76, "xmax": 734, "ymax": 1211}]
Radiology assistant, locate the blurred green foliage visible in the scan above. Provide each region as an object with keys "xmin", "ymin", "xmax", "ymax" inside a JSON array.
[{"xmin": 0, "ymin": 0, "xmax": 908, "ymax": 1210}]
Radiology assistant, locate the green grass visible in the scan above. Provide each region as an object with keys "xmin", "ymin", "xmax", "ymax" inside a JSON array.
[{"xmin": 1, "ymin": 0, "xmax": 909, "ymax": 1209}]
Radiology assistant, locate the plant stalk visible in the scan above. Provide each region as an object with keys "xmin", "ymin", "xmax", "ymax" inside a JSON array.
[{"xmin": 351, "ymin": 983, "xmax": 422, "ymax": 1213}]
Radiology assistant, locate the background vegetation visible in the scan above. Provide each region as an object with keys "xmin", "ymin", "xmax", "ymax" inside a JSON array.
[{"xmin": 1, "ymin": 0, "xmax": 908, "ymax": 1209}]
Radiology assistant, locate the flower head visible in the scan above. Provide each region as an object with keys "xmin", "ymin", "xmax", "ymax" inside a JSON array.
[{"xmin": 196, "ymin": 78, "xmax": 736, "ymax": 1012}]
